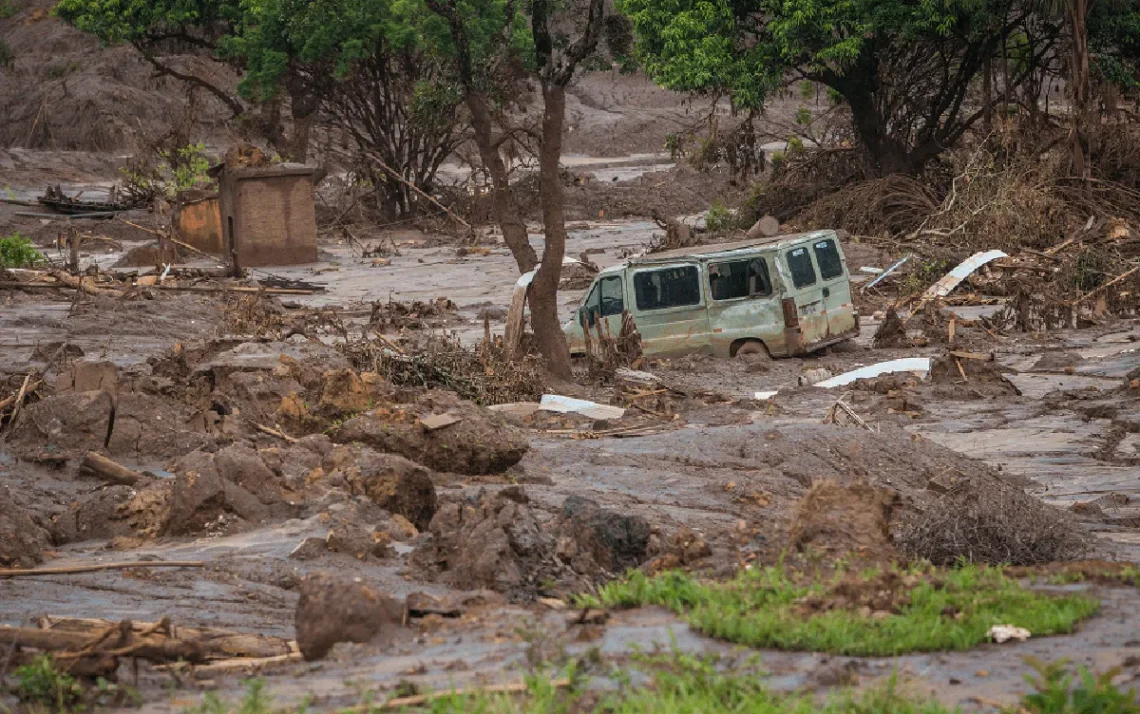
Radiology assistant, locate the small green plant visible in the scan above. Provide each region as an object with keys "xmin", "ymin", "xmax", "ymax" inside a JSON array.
[
  {"xmin": 160, "ymin": 142, "xmax": 213, "ymax": 192},
  {"xmin": 795, "ymin": 107, "xmax": 812, "ymax": 126},
  {"xmin": 12, "ymin": 655, "xmax": 85, "ymax": 711},
  {"xmin": 0, "ymin": 232, "xmax": 46, "ymax": 267},
  {"xmin": 798, "ymin": 80, "xmax": 814, "ymax": 101},
  {"xmin": 0, "ymin": 38, "xmax": 14, "ymax": 68},
  {"xmin": 786, "ymin": 135, "xmax": 806, "ymax": 155},
  {"xmin": 1019, "ymin": 658, "xmax": 1139, "ymax": 713},
  {"xmin": 185, "ymin": 679, "xmax": 272, "ymax": 714},
  {"xmin": 705, "ymin": 201, "xmax": 736, "ymax": 232},
  {"xmin": 47, "ymin": 60, "xmax": 80, "ymax": 78},
  {"xmin": 0, "ymin": 0, "xmax": 18, "ymax": 19}
]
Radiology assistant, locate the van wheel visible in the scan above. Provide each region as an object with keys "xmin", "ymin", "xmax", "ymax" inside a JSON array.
[{"xmin": 733, "ymin": 340, "xmax": 770, "ymax": 360}]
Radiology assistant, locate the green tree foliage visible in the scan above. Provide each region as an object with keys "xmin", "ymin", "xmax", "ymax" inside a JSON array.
[{"xmin": 620, "ymin": 0, "xmax": 1140, "ymax": 175}]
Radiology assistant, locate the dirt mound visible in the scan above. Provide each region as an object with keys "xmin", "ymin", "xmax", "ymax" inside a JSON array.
[
  {"xmin": 0, "ymin": 0, "xmax": 232, "ymax": 152},
  {"xmin": 321, "ymin": 445, "xmax": 438, "ymax": 530},
  {"xmin": 0, "ymin": 486, "xmax": 50, "ymax": 567},
  {"xmin": 897, "ymin": 474, "xmax": 1091, "ymax": 566},
  {"xmin": 332, "ymin": 393, "xmax": 528, "ymax": 475},
  {"xmin": 787, "ymin": 481, "xmax": 898, "ymax": 565},
  {"xmin": 163, "ymin": 467, "xmax": 273, "ymax": 537},
  {"xmin": 928, "ymin": 353, "xmax": 1020, "ymax": 397},
  {"xmin": 294, "ymin": 573, "xmax": 406, "ymax": 661},
  {"xmin": 50, "ymin": 485, "xmax": 138, "ymax": 544},
  {"xmin": 553, "ymin": 496, "xmax": 651, "ymax": 576},
  {"xmin": 413, "ymin": 486, "xmax": 553, "ymax": 594},
  {"xmin": 7, "ymin": 390, "xmax": 113, "ymax": 462},
  {"xmin": 872, "ymin": 308, "xmax": 908, "ymax": 348}
]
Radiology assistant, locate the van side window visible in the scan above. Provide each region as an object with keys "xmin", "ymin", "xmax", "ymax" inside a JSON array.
[
  {"xmin": 786, "ymin": 247, "xmax": 817, "ymax": 288},
  {"xmin": 634, "ymin": 265, "xmax": 701, "ymax": 311},
  {"xmin": 709, "ymin": 258, "xmax": 772, "ymax": 300},
  {"xmin": 598, "ymin": 275, "xmax": 624, "ymax": 316},
  {"xmin": 813, "ymin": 239, "xmax": 844, "ymax": 280}
]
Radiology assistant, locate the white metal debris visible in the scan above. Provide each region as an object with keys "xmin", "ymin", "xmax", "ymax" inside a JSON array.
[
  {"xmin": 987, "ymin": 624, "xmax": 1031, "ymax": 643},
  {"xmin": 538, "ymin": 394, "xmax": 625, "ymax": 421},
  {"xmin": 754, "ymin": 390, "xmax": 779, "ymax": 400},
  {"xmin": 813, "ymin": 358, "xmax": 932, "ymax": 388},
  {"xmin": 863, "ymin": 254, "xmax": 912, "ymax": 292},
  {"xmin": 923, "ymin": 250, "xmax": 1008, "ymax": 299}
]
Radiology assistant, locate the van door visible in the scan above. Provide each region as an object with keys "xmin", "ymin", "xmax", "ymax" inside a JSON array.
[
  {"xmin": 578, "ymin": 273, "xmax": 628, "ymax": 343},
  {"xmin": 782, "ymin": 244, "xmax": 829, "ymax": 345},
  {"xmin": 810, "ymin": 236, "xmax": 857, "ymax": 337},
  {"xmin": 629, "ymin": 263, "xmax": 711, "ymax": 356},
  {"xmin": 705, "ymin": 256, "xmax": 783, "ymax": 357}
]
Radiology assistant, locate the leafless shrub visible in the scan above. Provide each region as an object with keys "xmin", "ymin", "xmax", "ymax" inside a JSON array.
[
  {"xmin": 898, "ymin": 480, "xmax": 1092, "ymax": 566},
  {"xmin": 341, "ymin": 332, "xmax": 546, "ymax": 405}
]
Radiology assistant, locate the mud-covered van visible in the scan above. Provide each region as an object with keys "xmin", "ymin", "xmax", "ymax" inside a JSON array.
[{"xmin": 564, "ymin": 230, "xmax": 859, "ymax": 358}]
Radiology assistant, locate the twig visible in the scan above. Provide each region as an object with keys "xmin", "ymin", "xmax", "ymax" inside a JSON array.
[
  {"xmin": 0, "ymin": 562, "xmax": 204, "ymax": 578},
  {"xmin": 1070, "ymin": 264, "xmax": 1140, "ymax": 306},
  {"xmin": 253, "ymin": 423, "xmax": 299, "ymax": 444},
  {"xmin": 363, "ymin": 152, "xmax": 471, "ymax": 230},
  {"xmin": 7, "ymin": 375, "xmax": 31, "ymax": 427}
]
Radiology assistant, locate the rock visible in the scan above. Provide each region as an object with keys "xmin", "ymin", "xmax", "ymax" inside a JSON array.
[
  {"xmin": 213, "ymin": 444, "xmax": 280, "ymax": 504},
  {"xmin": 8, "ymin": 391, "xmax": 112, "ymax": 462},
  {"xmin": 325, "ymin": 446, "xmax": 437, "ymax": 530},
  {"xmin": 382, "ymin": 514, "xmax": 419, "ymax": 541},
  {"xmin": 290, "ymin": 537, "xmax": 329, "ymax": 560},
  {"xmin": 326, "ymin": 521, "xmax": 391, "ymax": 560},
  {"xmin": 105, "ymin": 393, "xmax": 212, "ymax": 461},
  {"xmin": 318, "ymin": 369, "xmax": 370, "ymax": 415},
  {"xmin": 56, "ymin": 359, "xmax": 120, "ymax": 394},
  {"xmin": 0, "ymin": 487, "xmax": 50, "ymax": 567},
  {"xmin": 294, "ymin": 573, "xmax": 405, "ymax": 660},
  {"xmin": 332, "ymin": 398, "xmax": 528, "ymax": 475},
  {"xmin": 554, "ymin": 496, "xmax": 651, "ymax": 574},
  {"xmin": 413, "ymin": 486, "xmax": 552, "ymax": 592},
  {"xmin": 50, "ymin": 486, "xmax": 137, "ymax": 544},
  {"xmin": 163, "ymin": 468, "xmax": 270, "ymax": 536}
]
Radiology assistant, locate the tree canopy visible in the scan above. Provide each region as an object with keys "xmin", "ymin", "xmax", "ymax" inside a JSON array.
[{"xmin": 620, "ymin": 0, "xmax": 1140, "ymax": 174}]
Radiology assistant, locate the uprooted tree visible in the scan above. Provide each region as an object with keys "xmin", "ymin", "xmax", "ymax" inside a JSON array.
[{"xmin": 620, "ymin": 0, "xmax": 1140, "ymax": 177}]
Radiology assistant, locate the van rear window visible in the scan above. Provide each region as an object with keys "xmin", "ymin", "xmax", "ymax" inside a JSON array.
[
  {"xmin": 634, "ymin": 266, "xmax": 701, "ymax": 311},
  {"xmin": 786, "ymin": 247, "xmax": 817, "ymax": 288},
  {"xmin": 709, "ymin": 258, "xmax": 772, "ymax": 300},
  {"xmin": 813, "ymin": 239, "xmax": 844, "ymax": 280}
]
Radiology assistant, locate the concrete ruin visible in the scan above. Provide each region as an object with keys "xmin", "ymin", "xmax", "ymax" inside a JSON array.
[{"xmin": 218, "ymin": 164, "xmax": 319, "ymax": 268}]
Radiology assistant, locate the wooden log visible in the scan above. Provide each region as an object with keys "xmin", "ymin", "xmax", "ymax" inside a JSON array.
[
  {"xmin": 7, "ymin": 374, "xmax": 31, "ymax": 426},
  {"xmin": 0, "ymin": 561, "xmax": 203, "ymax": 577},
  {"xmin": 48, "ymin": 270, "xmax": 124, "ymax": 298},
  {"xmin": 35, "ymin": 617, "xmax": 296, "ymax": 660},
  {"xmin": 80, "ymin": 451, "xmax": 150, "ymax": 486},
  {"xmin": 0, "ymin": 623, "xmax": 208, "ymax": 664}
]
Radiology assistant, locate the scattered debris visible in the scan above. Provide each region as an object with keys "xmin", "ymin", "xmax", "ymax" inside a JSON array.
[
  {"xmin": 539, "ymin": 394, "xmax": 625, "ymax": 420},
  {"xmin": 814, "ymin": 358, "xmax": 932, "ymax": 388},
  {"xmin": 987, "ymin": 625, "xmax": 1031, "ymax": 643},
  {"xmin": 922, "ymin": 250, "xmax": 1008, "ymax": 300}
]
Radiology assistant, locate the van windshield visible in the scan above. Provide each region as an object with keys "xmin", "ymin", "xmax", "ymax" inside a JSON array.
[{"xmin": 709, "ymin": 258, "xmax": 772, "ymax": 300}]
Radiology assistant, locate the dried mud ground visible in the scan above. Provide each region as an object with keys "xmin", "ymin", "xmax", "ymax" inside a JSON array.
[{"xmin": 3, "ymin": 217, "xmax": 1140, "ymax": 712}]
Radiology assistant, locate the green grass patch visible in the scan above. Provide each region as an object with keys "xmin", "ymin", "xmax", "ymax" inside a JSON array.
[
  {"xmin": 417, "ymin": 655, "xmax": 951, "ymax": 714},
  {"xmin": 577, "ymin": 564, "xmax": 1099, "ymax": 656}
]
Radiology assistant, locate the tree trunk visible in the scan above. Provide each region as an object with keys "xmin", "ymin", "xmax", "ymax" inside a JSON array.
[
  {"xmin": 983, "ymin": 52, "xmax": 993, "ymax": 133},
  {"xmin": 1068, "ymin": 0, "xmax": 1092, "ymax": 187},
  {"xmin": 285, "ymin": 75, "xmax": 322, "ymax": 163},
  {"xmin": 530, "ymin": 83, "xmax": 574, "ymax": 381},
  {"xmin": 845, "ymin": 89, "xmax": 918, "ymax": 176},
  {"xmin": 467, "ymin": 92, "xmax": 537, "ymax": 273}
]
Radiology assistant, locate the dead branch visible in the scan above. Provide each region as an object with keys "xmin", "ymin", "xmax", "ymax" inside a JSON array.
[{"xmin": 0, "ymin": 561, "xmax": 204, "ymax": 577}]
